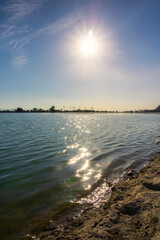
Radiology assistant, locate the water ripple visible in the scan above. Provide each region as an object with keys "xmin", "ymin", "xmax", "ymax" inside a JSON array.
[{"xmin": 0, "ymin": 113, "xmax": 160, "ymax": 239}]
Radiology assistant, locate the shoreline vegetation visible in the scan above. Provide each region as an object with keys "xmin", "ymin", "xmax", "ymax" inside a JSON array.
[
  {"xmin": 23, "ymin": 153, "xmax": 160, "ymax": 240},
  {"xmin": 0, "ymin": 105, "xmax": 160, "ymax": 114}
]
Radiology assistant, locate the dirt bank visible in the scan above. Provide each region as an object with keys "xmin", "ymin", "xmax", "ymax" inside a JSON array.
[{"xmin": 24, "ymin": 153, "xmax": 160, "ymax": 240}]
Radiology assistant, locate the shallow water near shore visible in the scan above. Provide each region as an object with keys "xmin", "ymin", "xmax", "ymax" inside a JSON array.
[{"xmin": 0, "ymin": 113, "xmax": 160, "ymax": 239}]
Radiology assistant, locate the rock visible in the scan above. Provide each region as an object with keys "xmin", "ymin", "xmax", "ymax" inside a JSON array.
[{"xmin": 127, "ymin": 169, "xmax": 134, "ymax": 177}]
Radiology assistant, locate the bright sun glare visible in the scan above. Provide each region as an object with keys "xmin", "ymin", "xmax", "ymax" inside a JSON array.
[{"xmin": 78, "ymin": 30, "xmax": 99, "ymax": 57}]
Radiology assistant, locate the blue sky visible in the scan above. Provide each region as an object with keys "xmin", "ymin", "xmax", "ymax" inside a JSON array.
[{"xmin": 0, "ymin": 0, "xmax": 160, "ymax": 111}]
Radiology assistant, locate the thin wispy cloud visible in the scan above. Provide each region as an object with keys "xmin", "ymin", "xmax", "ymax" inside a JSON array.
[
  {"xmin": 11, "ymin": 55, "xmax": 29, "ymax": 67},
  {"xmin": 0, "ymin": 0, "xmax": 45, "ymax": 42},
  {"xmin": 38, "ymin": 13, "xmax": 80, "ymax": 35},
  {"xmin": 12, "ymin": 12, "xmax": 80, "ymax": 49},
  {"xmin": 0, "ymin": 1, "xmax": 38, "ymax": 51},
  {"xmin": 2, "ymin": 0, "xmax": 46, "ymax": 22},
  {"xmin": 114, "ymin": 50, "xmax": 126, "ymax": 53},
  {"xmin": 0, "ymin": 0, "xmax": 82, "ymax": 66}
]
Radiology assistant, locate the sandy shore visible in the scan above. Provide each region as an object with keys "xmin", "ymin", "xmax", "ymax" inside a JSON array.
[{"xmin": 24, "ymin": 153, "xmax": 160, "ymax": 240}]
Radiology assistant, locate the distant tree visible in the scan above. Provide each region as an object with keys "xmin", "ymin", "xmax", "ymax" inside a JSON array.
[
  {"xmin": 33, "ymin": 108, "xmax": 38, "ymax": 112},
  {"xmin": 16, "ymin": 107, "xmax": 23, "ymax": 112},
  {"xmin": 49, "ymin": 106, "xmax": 55, "ymax": 112},
  {"xmin": 37, "ymin": 108, "xmax": 43, "ymax": 112}
]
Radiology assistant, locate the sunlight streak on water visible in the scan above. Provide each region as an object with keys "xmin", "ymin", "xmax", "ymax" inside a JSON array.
[
  {"xmin": 68, "ymin": 147, "xmax": 90, "ymax": 165},
  {"xmin": 67, "ymin": 143, "xmax": 80, "ymax": 149},
  {"xmin": 68, "ymin": 152, "xmax": 90, "ymax": 165}
]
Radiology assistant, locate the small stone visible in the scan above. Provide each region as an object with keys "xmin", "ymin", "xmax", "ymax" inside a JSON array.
[{"xmin": 127, "ymin": 170, "xmax": 134, "ymax": 177}]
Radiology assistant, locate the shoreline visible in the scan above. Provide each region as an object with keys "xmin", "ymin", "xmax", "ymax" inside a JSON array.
[
  {"xmin": 23, "ymin": 152, "xmax": 160, "ymax": 240},
  {"xmin": 1, "ymin": 112, "xmax": 160, "ymax": 114}
]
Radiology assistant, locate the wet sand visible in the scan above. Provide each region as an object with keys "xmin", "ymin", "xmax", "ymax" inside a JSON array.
[{"xmin": 24, "ymin": 153, "xmax": 160, "ymax": 240}]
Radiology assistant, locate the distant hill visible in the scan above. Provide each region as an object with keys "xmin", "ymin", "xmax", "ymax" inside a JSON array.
[{"xmin": 155, "ymin": 105, "xmax": 160, "ymax": 112}]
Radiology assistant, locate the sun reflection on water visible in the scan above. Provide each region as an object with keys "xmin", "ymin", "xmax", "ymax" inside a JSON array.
[
  {"xmin": 67, "ymin": 143, "xmax": 80, "ymax": 149},
  {"xmin": 68, "ymin": 152, "xmax": 89, "ymax": 165},
  {"xmin": 94, "ymin": 171, "xmax": 102, "ymax": 180},
  {"xmin": 77, "ymin": 181, "xmax": 111, "ymax": 208},
  {"xmin": 68, "ymin": 147, "xmax": 90, "ymax": 165},
  {"xmin": 79, "ymin": 147, "xmax": 87, "ymax": 152}
]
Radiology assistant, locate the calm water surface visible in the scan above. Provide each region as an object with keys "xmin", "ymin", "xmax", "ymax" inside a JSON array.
[{"xmin": 0, "ymin": 113, "xmax": 160, "ymax": 239}]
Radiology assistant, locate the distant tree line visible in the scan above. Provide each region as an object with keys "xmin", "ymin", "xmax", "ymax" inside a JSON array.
[
  {"xmin": 14, "ymin": 106, "xmax": 56, "ymax": 112},
  {"xmin": 0, "ymin": 105, "xmax": 160, "ymax": 113}
]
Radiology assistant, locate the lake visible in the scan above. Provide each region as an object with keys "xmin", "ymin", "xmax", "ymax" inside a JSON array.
[{"xmin": 0, "ymin": 113, "xmax": 160, "ymax": 239}]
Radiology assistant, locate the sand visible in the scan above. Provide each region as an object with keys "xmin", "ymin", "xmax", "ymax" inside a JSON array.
[{"xmin": 23, "ymin": 153, "xmax": 160, "ymax": 240}]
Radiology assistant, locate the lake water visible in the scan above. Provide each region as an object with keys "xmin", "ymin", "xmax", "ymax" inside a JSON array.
[{"xmin": 0, "ymin": 113, "xmax": 160, "ymax": 239}]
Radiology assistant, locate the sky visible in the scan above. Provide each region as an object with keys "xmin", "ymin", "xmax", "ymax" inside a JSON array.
[{"xmin": 0, "ymin": 0, "xmax": 160, "ymax": 111}]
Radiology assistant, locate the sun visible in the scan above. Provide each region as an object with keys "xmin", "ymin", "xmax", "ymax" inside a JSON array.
[{"xmin": 78, "ymin": 30, "xmax": 99, "ymax": 57}]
